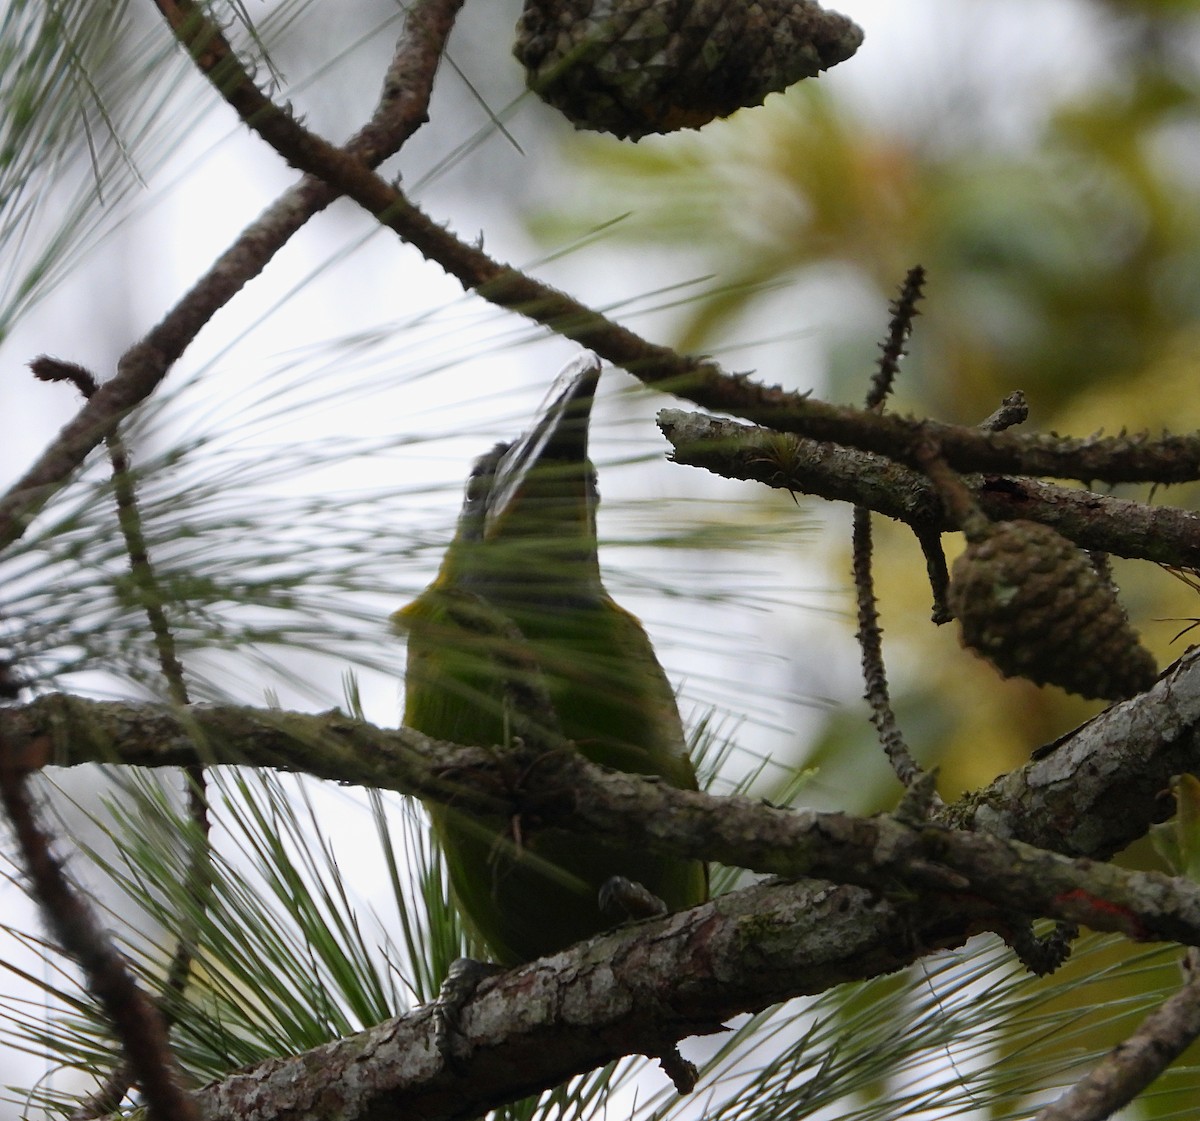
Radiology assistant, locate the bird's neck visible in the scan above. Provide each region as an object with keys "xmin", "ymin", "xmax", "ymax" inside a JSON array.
[{"xmin": 442, "ymin": 537, "xmax": 602, "ymax": 604}]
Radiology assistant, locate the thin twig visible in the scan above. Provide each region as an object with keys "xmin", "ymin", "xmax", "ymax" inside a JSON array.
[
  {"xmin": 920, "ymin": 390, "xmax": 1030, "ymax": 619},
  {"xmin": 101, "ymin": 421, "xmax": 214, "ymax": 1113},
  {"xmin": 853, "ymin": 506, "xmax": 929, "ymax": 789},
  {"xmin": 866, "ymin": 265, "xmax": 925, "ymax": 411},
  {"xmin": 917, "ymin": 524, "xmax": 953, "ymax": 624},
  {"xmin": 1035, "ymin": 947, "xmax": 1200, "ymax": 1121},
  {"xmin": 0, "ymin": 741, "xmax": 200, "ymax": 1121},
  {"xmin": 853, "ymin": 269, "xmax": 931, "ymax": 791},
  {"xmin": 913, "ymin": 438, "xmax": 986, "ymax": 538},
  {"xmin": 30, "ymin": 359, "xmax": 193, "ymax": 704},
  {"xmin": 31, "ymin": 356, "xmax": 212, "ymax": 1118},
  {"xmin": 979, "ymin": 391, "xmax": 1029, "ymax": 432}
]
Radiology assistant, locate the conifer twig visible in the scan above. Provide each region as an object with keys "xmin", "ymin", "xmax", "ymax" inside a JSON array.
[
  {"xmin": 30, "ymin": 355, "xmax": 212, "ymax": 1118},
  {"xmin": 1035, "ymin": 947, "xmax": 1200, "ymax": 1121},
  {"xmin": 658, "ymin": 410, "xmax": 1200, "ymax": 568},
  {"xmin": 853, "ymin": 268, "xmax": 931, "ymax": 792},
  {"xmin": 979, "ymin": 391, "xmax": 1029, "ymax": 432},
  {"xmin": 866, "ymin": 265, "xmax": 924, "ymax": 411},
  {"xmin": 919, "ymin": 391, "xmax": 1030, "ymax": 620},
  {"xmin": 0, "ymin": 739, "xmax": 199, "ymax": 1121}
]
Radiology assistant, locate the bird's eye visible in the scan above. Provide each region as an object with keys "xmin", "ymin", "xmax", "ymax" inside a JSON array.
[
  {"xmin": 464, "ymin": 442, "xmax": 512, "ymax": 508},
  {"xmin": 465, "ymin": 470, "xmax": 489, "ymax": 503}
]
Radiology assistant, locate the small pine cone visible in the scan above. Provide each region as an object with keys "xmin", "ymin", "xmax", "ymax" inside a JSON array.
[
  {"xmin": 513, "ymin": 0, "xmax": 863, "ymax": 140},
  {"xmin": 948, "ymin": 519, "xmax": 1157, "ymax": 702}
]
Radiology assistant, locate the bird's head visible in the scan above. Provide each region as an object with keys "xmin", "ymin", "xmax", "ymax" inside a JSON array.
[{"xmin": 444, "ymin": 353, "xmax": 604, "ymax": 601}]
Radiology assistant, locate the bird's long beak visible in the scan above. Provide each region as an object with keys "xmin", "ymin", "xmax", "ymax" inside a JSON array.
[{"xmin": 484, "ymin": 352, "xmax": 601, "ymax": 541}]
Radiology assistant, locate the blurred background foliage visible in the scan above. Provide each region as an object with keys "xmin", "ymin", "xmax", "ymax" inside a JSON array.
[{"xmin": 531, "ymin": 0, "xmax": 1200, "ymax": 806}]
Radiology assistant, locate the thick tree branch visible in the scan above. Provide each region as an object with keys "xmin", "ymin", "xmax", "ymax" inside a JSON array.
[
  {"xmin": 0, "ymin": 0, "xmax": 464, "ymax": 554},
  {"xmin": 190, "ymin": 877, "xmax": 994, "ymax": 1121},
  {"xmin": 9, "ymin": 668, "xmax": 1192, "ymax": 1121},
  {"xmin": 5, "ymin": 638, "xmax": 1198, "ymax": 1121},
  {"xmin": 6, "ymin": 650, "xmax": 1200, "ymax": 945},
  {"xmin": 658, "ymin": 409, "xmax": 1200, "ymax": 568},
  {"xmin": 945, "ymin": 651, "xmax": 1195, "ymax": 859},
  {"xmin": 11, "ymin": 649, "xmax": 1199, "ymax": 864}
]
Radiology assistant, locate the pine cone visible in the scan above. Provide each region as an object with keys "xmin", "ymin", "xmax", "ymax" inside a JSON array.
[
  {"xmin": 513, "ymin": 0, "xmax": 863, "ymax": 140},
  {"xmin": 948, "ymin": 519, "xmax": 1157, "ymax": 701}
]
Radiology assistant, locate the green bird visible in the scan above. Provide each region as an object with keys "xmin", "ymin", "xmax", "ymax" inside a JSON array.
[{"xmin": 395, "ymin": 353, "xmax": 707, "ymax": 966}]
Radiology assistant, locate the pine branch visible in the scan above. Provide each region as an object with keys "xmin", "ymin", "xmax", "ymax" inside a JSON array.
[
  {"xmin": 658, "ymin": 409, "xmax": 1200, "ymax": 568},
  {"xmin": 179, "ymin": 877, "xmax": 990, "ymax": 1121},
  {"xmin": 0, "ymin": 742, "xmax": 199, "ymax": 1121},
  {"xmin": 5, "ymin": 650, "xmax": 1200, "ymax": 945},
  {"xmin": 139, "ymin": 0, "xmax": 1200, "ymax": 498},
  {"xmin": 852, "ymin": 266, "xmax": 930, "ymax": 791}
]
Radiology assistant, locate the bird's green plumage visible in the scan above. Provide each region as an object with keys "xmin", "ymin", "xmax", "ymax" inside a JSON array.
[{"xmin": 395, "ymin": 356, "xmax": 707, "ymax": 964}]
